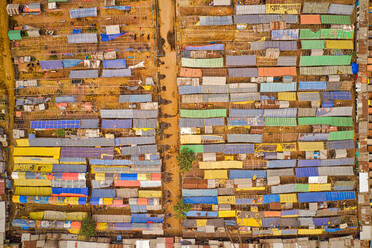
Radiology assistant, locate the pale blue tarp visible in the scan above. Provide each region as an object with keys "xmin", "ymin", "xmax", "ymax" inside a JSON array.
[
  {"xmin": 263, "ymin": 194, "xmax": 280, "ymax": 203},
  {"xmin": 260, "ymin": 83, "xmax": 296, "ymax": 92},
  {"xmin": 182, "ymin": 189, "xmax": 218, "ymax": 197},
  {"xmin": 55, "ymin": 96, "xmax": 76, "ymax": 103},
  {"xmin": 62, "ymin": 59, "xmax": 83, "ymax": 68},
  {"xmin": 103, "ymin": 59, "xmax": 127, "ymax": 68},
  {"xmin": 70, "ymin": 7, "xmax": 97, "ymax": 18},
  {"xmin": 267, "ymin": 160, "xmax": 297, "ymax": 168},
  {"xmin": 229, "ymin": 170, "xmax": 266, "ymax": 179},
  {"xmin": 40, "ymin": 60, "xmax": 63, "ymax": 70},
  {"xmin": 183, "ymin": 197, "xmax": 218, "ymax": 204},
  {"xmin": 91, "ymin": 189, "xmax": 116, "ymax": 198},
  {"xmin": 105, "ymin": 6, "xmax": 131, "ymax": 11},
  {"xmin": 299, "ymin": 81, "xmax": 327, "ymax": 90}
]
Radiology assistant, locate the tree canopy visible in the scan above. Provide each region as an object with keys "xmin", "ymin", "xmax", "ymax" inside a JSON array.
[
  {"xmin": 80, "ymin": 215, "xmax": 96, "ymax": 238},
  {"xmin": 176, "ymin": 148, "xmax": 195, "ymax": 172},
  {"xmin": 174, "ymin": 198, "xmax": 192, "ymax": 219}
]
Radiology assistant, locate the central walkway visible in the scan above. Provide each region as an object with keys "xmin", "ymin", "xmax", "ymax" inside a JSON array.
[{"xmin": 157, "ymin": 0, "xmax": 181, "ymax": 236}]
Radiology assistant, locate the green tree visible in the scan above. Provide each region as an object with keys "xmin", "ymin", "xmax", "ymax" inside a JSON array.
[
  {"xmin": 174, "ymin": 198, "xmax": 192, "ymax": 219},
  {"xmin": 80, "ymin": 215, "xmax": 96, "ymax": 238},
  {"xmin": 176, "ymin": 148, "xmax": 195, "ymax": 172}
]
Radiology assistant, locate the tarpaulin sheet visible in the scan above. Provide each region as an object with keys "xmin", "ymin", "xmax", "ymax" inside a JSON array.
[
  {"xmin": 263, "ymin": 194, "xmax": 280, "ymax": 203},
  {"xmin": 55, "ymin": 96, "xmax": 76, "ymax": 103},
  {"xmin": 62, "ymin": 59, "xmax": 82, "ymax": 68},
  {"xmin": 70, "ymin": 7, "xmax": 97, "ymax": 18},
  {"xmin": 103, "ymin": 59, "xmax": 127, "ymax": 68},
  {"xmin": 105, "ymin": 6, "xmax": 131, "ymax": 11},
  {"xmin": 52, "ymin": 188, "xmax": 88, "ymax": 197},
  {"xmin": 40, "ymin": 60, "xmax": 63, "ymax": 70},
  {"xmin": 297, "ymin": 160, "xmax": 321, "ymax": 167},
  {"xmin": 325, "ymin": 191, "xmax": 355, "ymax": 201},
  {"xmin": 31, "ymin": 120, "xmax": 80, "ymax": 129},
  {"xmin": 101, "ymin": 32, "xmax": 128, "ymax": 42},
  {"xmin": 299, "ymin": 81, "xmax": 327, "ymax": 90},
  {"xmin": 182, "ymin": 189, "xmax": 218, "ymax": 197},
  {"xmin": 183, "ymin": 197, "xmax": 218, "ymax": 204},
  {"xmin": 131, "ymin": 214, "xmax": 163, "ymax": 223},
  {"xmin": 224, "ymin": 144, "xmax": 254, "ymax": 154},
  {"xmin": 102, "ymin": 119, "xmax": 132, "ymax": 129}
]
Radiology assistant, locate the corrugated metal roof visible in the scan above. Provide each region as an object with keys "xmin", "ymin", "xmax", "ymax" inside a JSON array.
[
  {"xmin": 320, "ymin": 15, "xmax": 351, "ymax": 24},
  {"xmin": 267, "ymin": 168, "xmax": 294, "ymax": 177},
  {"xmin": 258, "ymin": 67, "xmax": 296, "ymax": 76},
  {"xmin": 28, "ymin": 137, "xmax": 115, "ymax": 147},
  {"xmin": 179, "ymin": 118, "xmax": 224, "ymax": 127},
  {"xmin": 121, "ymin": 144, "xmax": 158, "ymax": 155},
  {"xmin": 300, "ymin": 15, "xmax": 321, "ymax": 24},
  {"xmin": 101, "ymin": 119, "xmax": 132, "ymax": 129},
  {"xmin": 235, "ymin": 5, "xmax": 266, "ymax": 15},
  {"xmin": 263, "ymin": 108, "xmax": 297, "ymax": 117},
  {"xmin": 227, "ymin": 134, "xmax": 262, "ymax": 143},
  {"xmin": 267, "ymin": 160, "xmax": 296, "ymax": 168},
  {"xmin": 81, "ymin": 119, "xmax": 99, "ymax": 128},
  {"xmin": 302, "ymin": 2, "xmax": 329, "ymax": 13},
  {"xmin": 265, "ymin": 118, "xmax": 297, "ymax": 126},
  {"xmin": 69, "ymin": 70, "xmax": 98, "ymax": 78},
  {"xmin": 181, "ymin": 58, "xmax": 224, "ymax": 68},
  {"xmin": 67, "ymin": 33, "xmax": 98, "ymax": 43},
  {"xmin": 300, "ymin": 55, "xmax": 351, "ymax": 66},
  {"xmin": 102, "ymin": 69, "xmax": 131, "ymax": 78},
  {"xmin": 226, "ymin": 55, "xmax": 256, "ymax": 66},
  {"xmin": 316, "ymin": 107, "xmax": 352, "ymax": 117},
  {"xmin": 230, "ymin": 93, "xmax": 260, "ymax": 102},
  {"xmin": 180, "ymin": 109, "xmax": 226, "ymax": 118},
  {"xmin": 327, "ymin": 140, "xmax": 354, "ymax": 150},
  {"xmin": 301, "ymin": 40, "xmax": 325, "ymax": 49},
  {"xmin": 40, "ymin": 60, "xmax": 63, "ymax": 70},
  {"xmin": 228, "ymin": 68, "xmax": 258, "ymax": 77},
  {"xmin": 115, "ymin": 136, "xmax": 155, "ymax": 146},
  {"xmin": 103, "ymin": 59, "xmax": 126, "ymax": 69},
  {"xmin": 133, "ymin": 119, "xmax": 157, "ymax": 128},
  {"xmin": 69, "ymin": 7, "xmax": 97, "ymax": 18},
  {"xmin": 277, "ymin": 56, "xmax": 297, "ymax": 66},
  {"xmin": 119, "ymin": 94, "xmax": 152, "ymax": 103},
  {"xmin": 328, "ymin": 4, "xmax": 354, "ymax": 15},
  {"xmin": 299, "ymin": 66, "xmax": 352, "ymax": 75},
  {"xmin": 199, "ymin": 16, "xmax": 233, "ymax": 26},
  {"xmin": 271, "ymin": 29, "xmax": 299, "ymax": 40},
  {"xmin": 100, "ymin": 109, "xmax": 158, "ymax": 119},
  {"xmin": 260, "ymin": 82, "xmax": 296, "ymax": 92},
  {"xmin": 298, "ymin": 92, "xmax": 320, "ymax": 101},
  {"xmin": 234, "ymin": 15, "xmax": 298, "ymax": 24}
]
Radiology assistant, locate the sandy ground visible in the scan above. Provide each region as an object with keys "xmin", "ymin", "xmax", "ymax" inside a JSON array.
[{"xmin": 157, "ymin": 0, "xmax": 181, "ymax": 236}]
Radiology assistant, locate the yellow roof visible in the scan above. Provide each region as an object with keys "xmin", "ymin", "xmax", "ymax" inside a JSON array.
[
  {"xmin": 278, "ymin": 92, "xmax": 296, "ymax": 101},
  {"xmin": 298, "ymin": 142, "xmax": 324, "ymax": 151},
  {"xmin": 279, "ymin": 193, "xmax": 297, "ymax": 203},
  {"xmin": 14, "ymin": 157, "xmax": 59, "ymax": 164},
  {"xmin": 180, "ymin": 135, "xmax": 202, "ymax": 144},
  {"xmin": 199, "ymin": 161, "xmax": 242, "ymax": 169},
  {"xmin": 218, "ymin": 196, "xmax": 236, "ymax": 204},
  {"xmin": 204, "ymin": 170, "xmax": 228, "ymax": 179},
  {"xmin": 218, "ymin": 210, "xmax": 236, "ymax": 218},
  {"xmin": 138, "ymin": 190, "xmax": 162, "ymax": 198},
  {"xmin": 325, "ymin": 40, "xmax": 353, "ymax": 50},
  {"xmin": 13, "ymin": 147, "xmax": 61, "ymax": 159}
]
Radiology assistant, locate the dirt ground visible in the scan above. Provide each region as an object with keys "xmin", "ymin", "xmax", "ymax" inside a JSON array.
[{"xmin": 157, "ymin": 0, "xmax": 181, "ymax": 236}]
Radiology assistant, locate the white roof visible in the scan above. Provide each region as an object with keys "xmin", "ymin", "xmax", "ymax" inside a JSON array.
[
  {"xmin": 106, "ymin": 25, "xmax": 120, "ymax": 35},
  {"xmin": 359, "ymin": 172, "xmax": 369, "ymax": 193}
]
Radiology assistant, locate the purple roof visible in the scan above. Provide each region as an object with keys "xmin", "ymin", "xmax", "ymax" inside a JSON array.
[
  {"xmin": 102, "ymin": 119, "xmax": 132, "ymax": 129},
  {"xmin": 40, "ymin": 60, "xmax": 63, "ymax": 70},
  {"xmin": 60, "ymin": 147, "xmax": 114, "ymax": 159},
  {"xmin": 103, "ymin": 59, "xmax": 127, "ymax": 69},
  {"xmin": 228, "ymin": 68, "xmax": 258, "ymax": 78}
]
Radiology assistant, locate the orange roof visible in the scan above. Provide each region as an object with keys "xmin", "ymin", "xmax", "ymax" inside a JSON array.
[
  {"xmin": 264, "ymin": 211, "xmax": 281, "ymax": 217},
  {"xmin": 367, "ymin": 65, "xmax": 372, "ymax": 71},
  {"xmin": 180, "ymin": 67, "xmax": 202, "ymax": 77},
  {"xmin": 258, "ymin": 67, "xmax": 297, "ymax": 76},
  {"xmin": 300, "ymin": 15, "xmax": 321, "ymax": 24},
  {"xmin": 114, "ymin": 180, "xmax": 140, "ymax": 187},
  {"xmin": 368, "ymin": 57, "xmax": 372, "ymax": 64}
]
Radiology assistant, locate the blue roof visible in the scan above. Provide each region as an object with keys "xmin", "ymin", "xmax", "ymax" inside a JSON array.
[
  {"xmin": 119, "ymin": 94, "xmax": 152, "ymax": 103},
  {"xmin": 297, "ymin": 160, "xmax": 321, "ymax": 167},
  {"xmin": 326, "ymin": 191, "xmax": 355, "ymax": 201},
  {"xmin": 91, "ymin": 189, "xmax": 116, "ymax": 198},
  {"xmin": 52, "ymin": 164, "xmax": 87, "ymax": 173},
  {"xmin": 186, "ymin": 211, "xmax": 218, "ymax": 217},
  {"xmin": 298, "ymin": 192, "xmax": 327, "ymax": 203},
  {"xmin": 299, "ymin": 81, "xmax": 327, "ymax": 90},
  {"xmin": 101, "ymin": 119, "xmax": 132, "ymax": 129},
  {"xmin": 62, "ymin": 59, "xmax": 82, "ymax": 68},
  {"xmin": 31, "ymin": 120, "xmax": 80, "ymax": 129},
  {"xmin": 70, "ymin": 7, "xmax": 97, "ymax": 18},
  {"xmin": 103, "ymin": 59, "xmax": 127, "ymax": 69},
  {"xmin": 40, "ymin": 60, "xmax": 63, "ymax": 70},
  {"xmin": 224, "ymin": 144, "xmax": 254, "ymax": 154},
  {"xmin": 229, "ymin": 109, "xmax": 263, "ymax": 117},
  {"xmin": 131, "ymin": 214, "xmax": 163, "ymax": 223},
  {"xmin": 295, "ymin": 167, "xmax": 319, "ymax": 177},
  {"xmin": 263, "ymin": 194, "xmax": 280, "ymax": 204},
  {"xmin": 52, "ymin": 188, "xmax": 89, "ymax": 196},
  {"xmin": 229, "ymin": 170, "xmax": 266, "ymax": 179},
  {"xmin": 321, "ymin": 91, "xmax": 352, "ymax": 100},
  {"xmin": 183, "ymin": 197, "xmax": 218, "ymax": 204}
]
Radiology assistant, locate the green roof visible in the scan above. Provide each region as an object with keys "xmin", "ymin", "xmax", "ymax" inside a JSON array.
[
  {"xmin": 181, "ymin": 58, "xmax": 224, "ymax": 68},
  {"xmin": 295, "ymin": 184, "xmax": 309, "ymax": 192},
  {"xmin": 300, "ymin": 55, "xmax": 351, "ymax": 66},
  {"xmin": 264, "ymin": 118, "xmax": 297, "ymax": 126},
  {"xmin": 301, "ymin": 40, "xmax": 325, "ymax": 49},
  {"xmin": 180, "ymin": 109, "xmax": 226, "ymax": 118},
  {"xmin": 180, "ymin": 145, "xmax": 203, "ymax": 153},
  {"xmin": 8, "ymin": 30, "xmax": 22, "ymax": 41},
  {"xmin": 320, "ymin": 15, "xmax": 351, "ymax": 25},
  {"xmin": 298, "ymin": 117, "xmax": 353, "ymax": 127},
  {"xmin": 328, "ymin": 130, "xmax": 354, "ymax": 141},
  {"xmin": 300, "ymin": 29, "xmax": 354, "ymax": 40}
]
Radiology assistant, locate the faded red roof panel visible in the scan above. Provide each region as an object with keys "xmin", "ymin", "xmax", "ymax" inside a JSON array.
[
  {"xmin": 179, "ymin": 67, "xmax": 202, "ymax": 77},
  {"xmin": 300, "ymin": 15, "xmax": 321, "ymax": 24},
  {"xmin": 258, "ymin": 67, "xmax": 297, "ymax": 76}
]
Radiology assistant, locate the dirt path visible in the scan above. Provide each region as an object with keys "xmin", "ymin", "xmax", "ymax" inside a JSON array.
[
  {"xmin": 157, "ymin": 0, "xmax": 181, "ymax": 236},
  {"xmin": 0, "ymin": 1, "xmax": 15, "ymax": 136}
]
